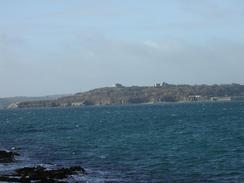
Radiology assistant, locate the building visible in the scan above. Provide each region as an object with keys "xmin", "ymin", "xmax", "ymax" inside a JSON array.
[
  {"xmin": 210, "ymin": 97, "xmax": 231, "ymax": 101},
  {"xmin": 71, "ymin": 102, "xmax": 83, "ymax": 107},
  {"xmin": 154, "ymin": 82, "xmax": 169, "ymax": 87},
  {"xmin": 188, "ymin": 95, "xmax": 204, "ymax": 101},
  {"xmin": 162, "ymin": 82, "xmax": 169, "ymax": 86},
  {"xmin": 154, "ymin": 83, "xmax": 161, "ymax": 87}
]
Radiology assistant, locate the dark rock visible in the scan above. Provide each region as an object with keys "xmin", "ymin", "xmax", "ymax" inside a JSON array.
[
  {"xmin": 0, "ymin": 150, "xmax": 85, "ymax": 182},
  {"xmin": 0, "ymin": 165, "xmax": 86, "ymax": 182},
  {"xmin": 0, "ymin": 176, "xmax": 21, "ymax": 182},
  {"xmin": 0, "ymin": 150, "xmax": 20, "ymax": 163}
]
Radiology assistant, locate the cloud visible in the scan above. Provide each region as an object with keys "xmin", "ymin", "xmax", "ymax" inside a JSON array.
[
  {"xmin": 1, "ymin": 34, "xmax": 244, "ymax": 96},
  {"xmin": 43, "ymin": 33, "xmax": 244, "ymax": 86},
  {"xmin": 176, "ymin": 0, "xmax": 244, "ymax": 19},
  {"xmin": 0, "ymin": 34, "xmax": 27, "ymax": 69}
]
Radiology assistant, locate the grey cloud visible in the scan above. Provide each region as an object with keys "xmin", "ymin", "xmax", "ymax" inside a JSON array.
[
  {"xmin": 0, "ymin": 34, "xmax": 27, "ymax": 69},
  {"xmin": 48, "ymin": 34, "xmax": 244, "ymax": 85},
  {"xmin": 176, "ymin": 0, "xmax": 244, "ymax": 19},
  {"xmin": 0, "ymin": 32, "xmax": 243, "ymax": 96}
]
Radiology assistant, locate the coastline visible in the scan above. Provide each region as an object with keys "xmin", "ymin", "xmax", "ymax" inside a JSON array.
[
  {"xmin": 3, "ymin": 83, "xmax": 243, "ymax": 109},
  {"xmin": 3, "ymin": 99, "xmax": 244, "ymax": 110}
]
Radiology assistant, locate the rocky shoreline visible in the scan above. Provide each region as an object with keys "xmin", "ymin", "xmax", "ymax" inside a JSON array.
[{"xmin": 0, "ymin": 150, "xmax": 86, "ymax": 183}]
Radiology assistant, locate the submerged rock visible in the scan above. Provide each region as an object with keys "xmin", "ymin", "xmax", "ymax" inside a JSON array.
[
  {"xmin": 0, "ymin": 150, "xmax": 20, "ymax": 163},
  {"xmin": 0, "ymin": 165, "xmax": 86, "ymax": 182},
  {"xmin": 0, "ymin": 151, "xmax": 86, "ymax": 182}
]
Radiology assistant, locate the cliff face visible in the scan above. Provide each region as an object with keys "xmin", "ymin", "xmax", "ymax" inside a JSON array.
[
  {"xmin": 6, "ymin": 103, "xmax": 18, "ymax": 109},
  {"xmin": 0, "ymin": 95, "xmax": 68, "ymax": 109},
  {"xmin": 16, "ymin": 84, "xmax": 244, "ymax": 108}
]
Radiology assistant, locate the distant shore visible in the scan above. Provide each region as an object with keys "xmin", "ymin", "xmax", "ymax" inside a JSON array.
[{"xmin": 3, "ymin": 83, "xmax": 244, "ymax": 109}]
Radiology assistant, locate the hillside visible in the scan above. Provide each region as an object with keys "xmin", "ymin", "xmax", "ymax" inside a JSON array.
[
  {"xmin": 14, "ymin": 83, "xmax": 244, "ymax": 108},
  {"xmin": 0, "ymin": 95, "xmax": 68, "ymax": 109}
]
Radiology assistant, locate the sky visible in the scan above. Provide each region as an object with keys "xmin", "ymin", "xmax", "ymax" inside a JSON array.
[{"xmin": 0, "ymin": 0, "xmax": 244, "ymax": 97}]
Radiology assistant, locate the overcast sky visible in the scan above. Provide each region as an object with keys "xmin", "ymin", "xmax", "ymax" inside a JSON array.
[{"xmin": 0, "ymin": 0, "xmax": 244, "ymax": 97}]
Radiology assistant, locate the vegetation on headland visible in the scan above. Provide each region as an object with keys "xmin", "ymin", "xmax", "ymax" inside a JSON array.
[
  {"xmin": 0, "ymin": 95, "xmax": 68, "ymax": 109},
  {"xmin": 10, "ymin": 83, "xmax": 244, "ymax": 109}
]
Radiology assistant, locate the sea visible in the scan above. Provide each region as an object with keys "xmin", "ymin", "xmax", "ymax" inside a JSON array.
[{"xmin": 0, "ymin": 101, "xmax": 244, "ymax": 183}]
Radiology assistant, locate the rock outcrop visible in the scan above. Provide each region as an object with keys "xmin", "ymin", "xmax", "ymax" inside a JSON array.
[
  {"xmin": 0, "ymin": 150, "xmax": 86, "ymax": 182},
  {"xmin": 0, "ymin": 150, "xmax": 19, "ymax": 163},
  {"xmin": 0, "ymin": 165, "xmax": 86, "ymax": 182}
]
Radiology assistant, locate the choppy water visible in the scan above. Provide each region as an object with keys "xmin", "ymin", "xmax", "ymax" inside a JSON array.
[{"xmin": 0, "ymin": 102, "xmax": 244, "ymax": 182}]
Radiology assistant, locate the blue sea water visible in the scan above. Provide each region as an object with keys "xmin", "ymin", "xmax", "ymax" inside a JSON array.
[{"xmin": 0, "ymin": 102, "xmax": 244, "ymax": 182}]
